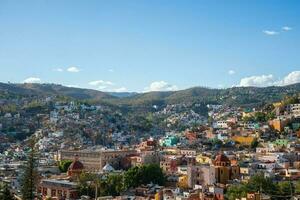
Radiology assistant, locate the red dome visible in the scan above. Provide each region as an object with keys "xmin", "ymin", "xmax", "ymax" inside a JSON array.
[
  {"xmin": 68, "ymin": 160, "xmax": 84, "ymax": 171},
  {"xmin": 215, "ymin": 154, "xmax": 230, "ymax": 163},
  {"xmin": 214, "ymin": 153, "xmax": 230, "ymax": 166}
]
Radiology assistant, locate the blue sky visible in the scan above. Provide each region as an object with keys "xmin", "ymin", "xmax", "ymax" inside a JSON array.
[{"xmin": 0, "ymin": 0, "xmax": 299, "ymax": 92}]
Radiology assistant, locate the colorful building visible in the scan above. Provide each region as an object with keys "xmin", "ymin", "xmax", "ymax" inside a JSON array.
[
  {"xmin": 232, "ymin": 136, "xmax": 255, "ymax": 146},
  {"xmin": 159, "ymin": 135, "xmax": 179, "ymax": 147}
]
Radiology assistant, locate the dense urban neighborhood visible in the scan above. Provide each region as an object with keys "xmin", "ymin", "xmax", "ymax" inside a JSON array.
[
  {"xmin": 0, "ymin": 83, "xmax": 300, "ymax": 200},
  {"xmin": 1, "ymin": 0, "xmax": 300, "ymax": 199}
]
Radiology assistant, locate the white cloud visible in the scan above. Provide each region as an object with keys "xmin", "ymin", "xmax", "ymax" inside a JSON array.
[
  {"xmin": 282, "ymin": 26, "xmax": 292, "ymax": 31},
  {"xmin": 114, "ymin": 87, "xmax": 127, "ymax": 92},
  {"xmin": 67, "ymin": 66, "xmax": 80, "ymax": 73},
  {"xmin": 144, "ymin": 81, "xmax": 178, "ymax": 92},
  {"xmin": 88, "ymin": 80, "xmax": 114, "ymax": 90},
  {"xmin": 239, "ymin": 74, "xmax": 275, "ymax": 87},
  {"xmin": 277, "ymin": 71, "xmax": 300, "ymax": 86},
  {"xmin": 228, "ymin": 70, "xmax": 235, "ymax": 75},
  {"xmin": 23, "ymin": 77, "xmax": 42, "ymax": 83},
  {"xmin": 263, "ymin": 30, "xmax": 279, "ymax": 35},
  {"xmin": 89, "ymin": 80, "xmax": 113, "ymax": 86},
  {"xmin": 53, "ymin": 68, "xmax": 63, "ymax": 72},
  {"xmin": 108, "ymin": 69, "xmax": 114, "ymax": 73},
  {"xmin": 238, "ymin": 71, "xmax": 300, "ymax": 87},
  {"xmin": 66, "ymin": 84, "xmax": 80, "ymax": 88}
]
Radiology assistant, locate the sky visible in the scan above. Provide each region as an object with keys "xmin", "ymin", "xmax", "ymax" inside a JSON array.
[{"xmin": 0, "ymin": 0, "xmax": 300, "ymax": 92}]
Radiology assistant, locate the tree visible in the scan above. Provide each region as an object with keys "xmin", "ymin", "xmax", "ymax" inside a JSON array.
[
  {"xmin": 58, "ymin": 160, "xmax": 73, "ymax": 173},
  {"xmin": 124, "ymin": 166, "xmax": 140, "ymax": 188},
  {"xmin": 266, "ymin": 112, "xmax": 275, "ymax": 120},
  {"xmin": 124, "ymin": 164, "xmax": 165, "ymax": 189},
  {"xmin": 225, "ymin": 173, "xmax": 283, "ymax": 200},
  {"xmin": 78, "ymin": 172, "xmax": 97, "ymax": 197},
  {"xmin": 246, "ymin": 173, "xmax": 277, "ymax": 195},
  {"xmin": 225, "ymin": 184, "xmax": 248, "ymax": 200},
  {"xmin": 0, "ymin": 182, "xmax": 15, "ymax": 200},
  {"xmin": 78, "ymin": 172, "xmax": 125, "ymax": 197},
  {"xmin": 277, "ymin": 181, "xmax": 293, "ymax": 197},
  {"xmin": 250, "ymin": 138, "xmax": 259, "ymax": 149},
  {"xmin": 242, "ymin": 116, "xmax": 254, "ymax": 123},
  {"xmin": 139, "ymin": 164, "xmax": 165, "ymax": 186},
  {"xmin": 103, "ymin": 174, "xmax": 124, "ymax": 196},
  {"xmin": 254, "ymin": 112, "xmax": 267, "ymax": 122},
  {"xmin": 295, "ymin": 180, "xmax": 300, "ymax": 194},
  {"xmin": 20, "ymin": 138, "xmax": 39, "ymax": 200}
]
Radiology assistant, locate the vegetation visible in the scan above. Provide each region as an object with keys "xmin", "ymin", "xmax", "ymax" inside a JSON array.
[
  {"xmin": 243, "ymin": 111, "xmax": 276, "ymax": 123},
  {"xmin": 78, "ymin": 164, "xmax": 165, "ymax": 197},
  {"xmin": 225, "ymin": 173, "xmax": 293, "ymax": 200},
  {"xmin": 58, "ymin": 160, "xmax": 73, "ymax": 173},
  {"xmin": 124, "ymin": 164, "xmax": 165, "ymax": 189},
  {"xmin": 1, "ymin": 82, "xmax": 300, "ymax": 109},
  {"xmin": 20, "ymin": 138, "xmax": 39, "ymax": 200},
  {"xmin": 250, "ymin": 138, "xmax": 259, "ymax": 149},
  {"xmin": 281, "ymin": 95, "xmax": 300, "ymax": 106},
  {"xmin": 0, "ymin": 182, "xmax": 15, "ymax": 200}
]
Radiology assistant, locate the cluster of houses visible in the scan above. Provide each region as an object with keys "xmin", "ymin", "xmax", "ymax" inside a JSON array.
[{"xmin": 1, "ymin": 96, "xmax": 300, "ymax": 199}]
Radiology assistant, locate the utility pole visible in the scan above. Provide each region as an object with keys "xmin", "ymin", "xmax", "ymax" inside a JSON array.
[{"xmin": 95, "ymin": 181, "xmax": 98, "ymax": 200}]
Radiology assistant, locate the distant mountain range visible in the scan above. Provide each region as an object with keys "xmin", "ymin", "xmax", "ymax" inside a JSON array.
[{"xmin": 1, "ymin": 82, "xmax": 300, "ymax": 108}]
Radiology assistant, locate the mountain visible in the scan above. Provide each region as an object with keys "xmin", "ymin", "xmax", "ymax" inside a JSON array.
[
  {"xmin": 1, "ymin": 82, "xmax": 300, "ymax": 108},
  {"xmin": 0, "ymin": 83, "xmax": 115, "ymax": 100},
  {"xmin": 112, "ymin": 84, "xmax": 300, "ymax": 108},
  {"xmin": 109, "ymin": 92, "xmax": 138, "ymax": 98}
]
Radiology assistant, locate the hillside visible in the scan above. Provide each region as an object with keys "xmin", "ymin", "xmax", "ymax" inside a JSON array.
[
  {"xmin": 0, "ymin": 83, "xmax": 115, "ymax": 100},
  {"xmin": 1, "ymin": 82, "xmax": 300, "ymax": 108},
  {"xmin": 113, "ymin": 83, "xmax": 300, "ymax": 108}
]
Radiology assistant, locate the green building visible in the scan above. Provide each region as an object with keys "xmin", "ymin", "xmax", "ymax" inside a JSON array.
[{"xmin": 160, "ymin": 135, "xmax": 179, "ymax": 147}]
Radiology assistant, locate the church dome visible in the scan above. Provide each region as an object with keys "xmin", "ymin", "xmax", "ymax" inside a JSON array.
[
  {"xmin": 68, "ymin": 160, "xmax": 84, "ymax": 171},
  {"xmin": 67, "ymin": 154, "xmax": 84, "ymax": 177},
  {"xmin": 214, "ymin": 153, "xmax": 230, "ymax": 166}
]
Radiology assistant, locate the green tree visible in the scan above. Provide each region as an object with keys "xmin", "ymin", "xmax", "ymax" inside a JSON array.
[
  {"xmin": 124, "ymin": 166, "xmax": 140, "ymax": 188},
  {"xmin": 103, "ymin": 174, "xmax": 124, "ymax": 196},
  {"xmin": 277, "ymin": 181, "xmax": 293, "ymax": 197},
  {"xmin": 139, "ymin": 164, "xmax": 165, "ymax": 186},
  {"xmin": 266, "ymin": 112, "xmax": 276, "ymax": 120},
  {"xmin": 242, "ymin": 115, "xmax": 254, "ymax": 123},
  {"xmin": 124, "ymin": 164, "xmax": 165, "ymax": 189},
  {"xmin": 225, "ymin": 184, "xmax": 248, "ymax": 200},
  {"xmin": 250, "ymin": 138, "xmax": 259, "ymax": 149},
  {"xmin": 78, "ymin": 172, "xmax": 125, "ymax": 197},
  {"xmin": 246, "ymin": 173, "xmax": 277, "ymax": 194},
  {"xmin": 58, "ymin": 160, "xmax": 73, "ymax": 172},
  {"xmin": 20, "ymin": 138, "xmax": 39, "ymax": 200},
  {"xmin": 295, "ymin": 180, "xmax": 300, "ymax": 194},
  {"xmin": 225, "ymin": 173, "xmax": 286, "ymax": 199},
  {"xmin": 0, "ymin": 182, "xmax": 15, "ymax": 200},
  {"xmin": 254, "ymin": 112, "xmax": 267, "ymax": 122},
  {"xmin": 78, "ymin": 172, "xmax": 97, "ymax": 197}
]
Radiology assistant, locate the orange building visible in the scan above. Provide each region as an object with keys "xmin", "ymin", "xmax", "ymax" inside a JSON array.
[
  {"xmin": 213, "ymin": 153, "xmax": 240, "ymax": 184},
  {"xmin": 269, "ymin": 117, "xmax": 290, "ymax": 132}
]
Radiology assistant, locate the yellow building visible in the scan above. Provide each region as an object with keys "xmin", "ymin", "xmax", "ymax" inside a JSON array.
[
  {"xmin": 273, "ymin": 102, "xmax": 283, "ymax": 108},
  {"xmin": 155, "ymin": 190, "xmax": 163, "ymax": 200},
  {"xmin": 269, "ymin": 118, "xmax": 290, "ymax": 132},
  {"xmin": 177, "ymin": 175, "xmax": 189, "ymax": 189},
  {"xmin": 232, "ymin": 136, "xmax": 255, "ymax": 146},
  {"xmin": 196, "ymin": 154, "xmax": 212, "ymax": 164},
  {"xmin": 213, "ymin": 153, "xmax": 240, "ymax": 184},
  {"xmin": 242, "ymin": 111, "xmax": 256, "ymax": 118}
]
